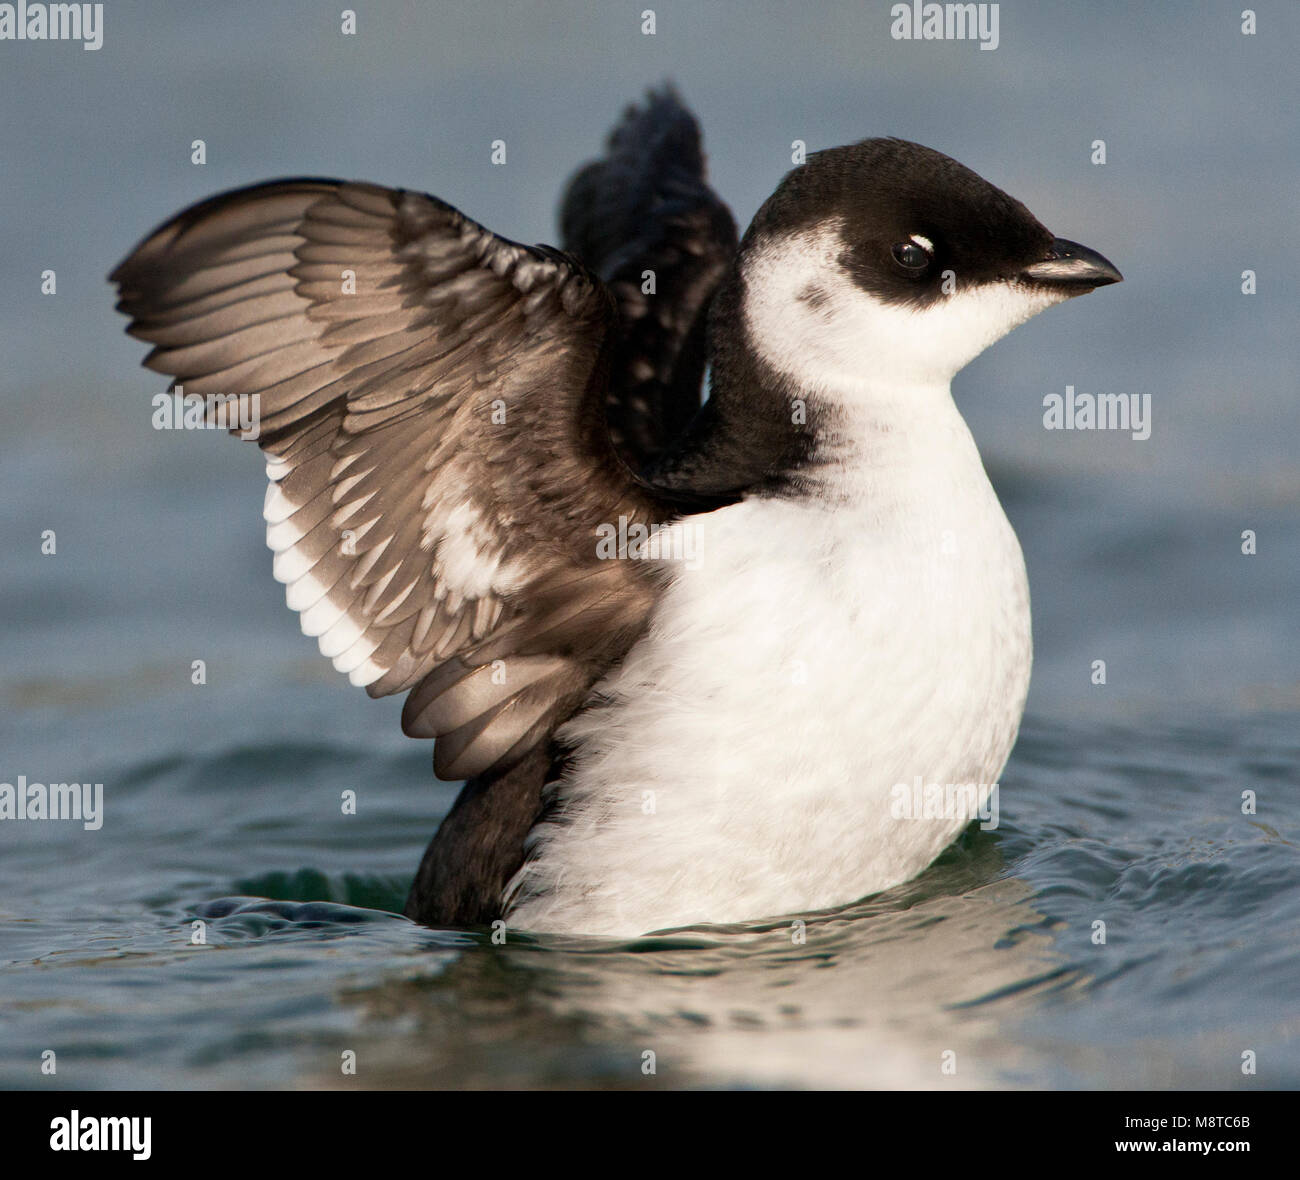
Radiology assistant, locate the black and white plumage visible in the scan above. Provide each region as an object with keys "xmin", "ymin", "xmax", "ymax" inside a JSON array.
[{"xmin": 113, "ymin": 89, "xmax": 1121, "ymax": 937}]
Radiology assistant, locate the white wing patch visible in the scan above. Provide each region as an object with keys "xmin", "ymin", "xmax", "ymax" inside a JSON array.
[
  {"xmin": 421, "ymin": 498, "xmax": 526, "ymax": 605},
  {"xmin": 262, "ymin": 454, "xmax": 524, "ymax": 689},
  {"xmin": 262, "ymin": 463, "xmax": 387, "ymax": 687}
]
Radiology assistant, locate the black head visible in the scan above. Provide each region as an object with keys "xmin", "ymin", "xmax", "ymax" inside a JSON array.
[
  {"xmin": 729, "ymin": 138, "xmax": 1121, "ymax": 391},
  {"xmin": 746, "ymin": 138, "xmax": 1119, "ymax": 309}
]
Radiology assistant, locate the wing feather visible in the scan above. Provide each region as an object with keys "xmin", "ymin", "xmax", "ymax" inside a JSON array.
[
  {"xmin": 114, "ymin": 179, "xmax": 662, "ymax": 780},
  {"xmin": 559, "ymin": 86, "xmax": 738, "ymax": 471}
]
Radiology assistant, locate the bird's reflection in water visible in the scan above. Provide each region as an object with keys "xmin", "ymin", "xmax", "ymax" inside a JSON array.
[{"xmin": 319, "ymin": 834, "xmax": 1083, "ymax": 1089}]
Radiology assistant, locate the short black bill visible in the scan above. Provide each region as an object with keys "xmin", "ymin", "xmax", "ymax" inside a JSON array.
[{"xmin": 1021, "ymin": 238, "xmax": 1123, "ymax": 289}]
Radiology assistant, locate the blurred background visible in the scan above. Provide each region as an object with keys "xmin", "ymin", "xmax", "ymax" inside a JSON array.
[{"xmin": 1, "ymin": 1, "xmax": 1296, "ymax": 1090}]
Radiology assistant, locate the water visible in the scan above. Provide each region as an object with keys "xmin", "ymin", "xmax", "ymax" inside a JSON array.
[
  {"xmin": 3, "ymin": 688, "xmax": 1295, "ymax": 1088},
  {"xmin": 2, "ymin": 1, "xmax": 1298, "ymax": 1089}
]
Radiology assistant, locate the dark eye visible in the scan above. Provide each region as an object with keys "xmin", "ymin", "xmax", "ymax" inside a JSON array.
[{"xmin": 891, "ymin": 240, "xmax": 931, "ymax": 271}]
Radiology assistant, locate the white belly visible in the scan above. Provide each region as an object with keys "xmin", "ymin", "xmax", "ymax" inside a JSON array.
[{"xmin": 507, "ymin": 443, "xmax": 1032, "ymax": 937}]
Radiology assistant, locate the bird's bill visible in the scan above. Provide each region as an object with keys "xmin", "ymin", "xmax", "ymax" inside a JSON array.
[{"xmin": 1020, "ymin": 238, "xmax": 1123, "ymax": 290}]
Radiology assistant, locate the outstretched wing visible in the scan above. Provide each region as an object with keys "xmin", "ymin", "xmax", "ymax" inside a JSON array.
[
  {"xmin": 113, "ymin": 179, "xmax": 660, "ymax": 781},
  {"xmin": 560, "ymin": 86, "xmax": 738, "ymax": 473}
]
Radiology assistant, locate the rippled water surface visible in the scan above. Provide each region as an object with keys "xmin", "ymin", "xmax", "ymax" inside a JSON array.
[
  {"xmin": 4, "ymin": 669, "xmax": 1297, "ymax": 1089},
  {"xmin": 2, "ymin": 1, "xmax": 1298, "ymax": 1089}
]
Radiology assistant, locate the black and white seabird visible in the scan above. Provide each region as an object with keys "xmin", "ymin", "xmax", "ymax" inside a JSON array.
[{"xmin": 113, "ymin": 90, "xmax": 1121, "ymax": 938}]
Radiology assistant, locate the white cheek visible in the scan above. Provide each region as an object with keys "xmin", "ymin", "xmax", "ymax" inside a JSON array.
[{"xmin": 742, "ymin": 227, "xmax": 1068, "ymax": 398}]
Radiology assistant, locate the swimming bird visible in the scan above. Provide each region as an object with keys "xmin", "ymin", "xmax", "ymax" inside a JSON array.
[{"xmin": 112, "ymin": 89, "xmax": 1121, "ymax": 938}]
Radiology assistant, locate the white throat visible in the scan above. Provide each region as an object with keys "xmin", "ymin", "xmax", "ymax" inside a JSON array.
[{"xmin": 740, "ymin": 222, "xmax": 1066, "ymax": 399}]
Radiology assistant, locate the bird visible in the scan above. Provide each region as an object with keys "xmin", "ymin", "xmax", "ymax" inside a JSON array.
[{"xmin": 112, "ymin": 88, "xmax": 1121, "ymax": 939}]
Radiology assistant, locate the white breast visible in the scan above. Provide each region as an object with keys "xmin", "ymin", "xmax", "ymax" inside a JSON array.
[{"xmin": 505, "ymin": 390, "xmax": 1032, "ymax": 938}]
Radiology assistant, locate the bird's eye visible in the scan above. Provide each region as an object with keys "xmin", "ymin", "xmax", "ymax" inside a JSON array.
[{"xmin": 891, "ymin": 240, "xmax": 932, "ymax": 271}]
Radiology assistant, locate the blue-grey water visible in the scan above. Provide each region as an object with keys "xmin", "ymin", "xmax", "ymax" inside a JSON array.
[{"xmin": 1, "ymin": 1, "xmax": 1297, "ymax": 1088}]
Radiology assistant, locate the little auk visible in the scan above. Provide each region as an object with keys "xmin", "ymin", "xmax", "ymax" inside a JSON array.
[{"xmin": 113, "ymin": 89, "xmax": 1121, "ymax": 937}]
